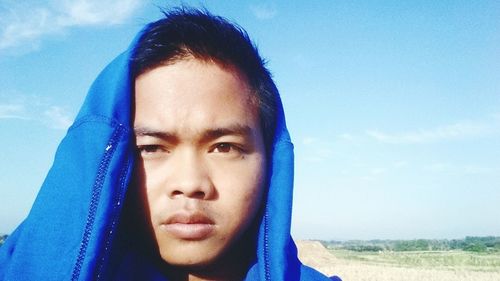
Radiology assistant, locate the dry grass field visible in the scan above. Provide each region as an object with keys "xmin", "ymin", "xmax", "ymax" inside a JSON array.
[{"xmin": 296, "ymin": 240, "xmax": 500, "ymax": 281}]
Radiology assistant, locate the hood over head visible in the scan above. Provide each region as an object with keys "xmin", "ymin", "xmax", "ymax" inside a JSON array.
[{"xmin": 0, "ymin": 13, "xmax": 330, "ymax": 281}]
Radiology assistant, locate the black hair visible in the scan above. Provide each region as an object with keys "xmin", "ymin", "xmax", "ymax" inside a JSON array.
[{"xmin": 130, "ymin": 7, "xmax": 278, "ymax": 154}]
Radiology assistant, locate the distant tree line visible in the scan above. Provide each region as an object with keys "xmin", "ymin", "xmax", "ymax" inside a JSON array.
[
  {"xmin": 322, "ymin": 236, "xmax": 500, "ymax": 253},
  {"xmin": 0, "ymin": 234, "xmax": 7, "ymax": 247}
]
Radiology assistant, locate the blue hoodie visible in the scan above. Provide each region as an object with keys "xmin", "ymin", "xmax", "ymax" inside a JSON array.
[{"xmin": 0, "ymin": 24, "xmax": 335, "ymax": 281}]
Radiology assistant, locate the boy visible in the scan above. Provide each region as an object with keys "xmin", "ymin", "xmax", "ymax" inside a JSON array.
[{"xmin": 0, "ymin": 8, "xmax": 336, "ymax": 281}]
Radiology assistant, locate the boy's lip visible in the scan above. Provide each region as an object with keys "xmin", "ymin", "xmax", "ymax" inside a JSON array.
[
  {"xmin": 164, "ymin": 211, "xmax": 215, "ymax": 224},
  {"xmin": 160, "ymin": 211, "xmax": 215, "ymax": 240}
]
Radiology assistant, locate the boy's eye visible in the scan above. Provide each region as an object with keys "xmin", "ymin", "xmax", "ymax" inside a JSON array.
[
  {"xmin": 213, "ymin": 143, "xmax": 233, "ymax": 153},
  {"xmin": 211, "ymin": 143, "xmax": 245, "ymax": 155},
  {"xmin": 137, "ymin": 145, "xmax": 166, "ymax": 156}
]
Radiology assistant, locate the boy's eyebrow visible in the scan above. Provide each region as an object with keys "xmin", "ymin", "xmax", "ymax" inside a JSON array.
[
  {"xmin": 134, "ymin": 127, "xmax": 178, "ymax": 143},
  {"xmin": 199, "ymin": 124, "xmax": 254, "ymax": 143},
  {"xmin": 133, "ymin": 124, "xmax": 254, "ymax": 142}
]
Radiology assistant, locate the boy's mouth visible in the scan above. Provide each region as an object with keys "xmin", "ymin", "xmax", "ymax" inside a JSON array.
[{"xmin": 160, "ymin": 211, "xmax": 215, "ymax": 240}]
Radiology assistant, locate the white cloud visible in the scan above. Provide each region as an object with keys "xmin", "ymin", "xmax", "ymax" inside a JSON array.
[
  {"xmin": 302, "ymin": 136, "xmax": 317, "ymax": 145},
  {"xmin": 393, "ymin": 161, "xmax": 408, "ymax": 168},
  {"xmin": 338, "ymin": 133, "xmax": 355, "ymax": 141},
  {"xmin": 55, "ymin": 0, "xmax": 142, "ymax": 26},
  {"xmin": 424, "ymin": 162, "xmax": 500, "ymax": 176},
  {"xmin": 0, "ymin": 7, "xmax": 53, "ymax": 51},
  {"xmin": 0, "ymin": 104, "xmax": 29, "ymax": 119},
  {"xmin": 366, "ymin": 118, "xmax": 497, "ymax": 144},
  {"xmin": 299, "ymin": 136, "xmax": 334, "ymax": 163},
  {"xmin": 425, "ymin": 162, "xmax": 454, "ymax": 173},
  {"xmin": 370, "ymin": 168, "xmax": 386, "ymax": 175},
  {"xmin": 0, "ymin": 0, "xmax": 142, "ymax": 52},
  {"xmin": 43, "ymin": 106, "xmax": 73, "ymax": 129},
  {"xmin": 463, "ymin": 165, "xmax": 500, "ymax": 175},
  {"xmin": 0, "ymin": 96, "xmax": 73, "ymax": 130},
  {"xmin": 249, "ymin": 3, "xmax": 277, "ymax": 20}
]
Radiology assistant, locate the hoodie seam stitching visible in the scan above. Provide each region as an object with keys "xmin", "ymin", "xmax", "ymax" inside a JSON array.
[
  {"xmin": 71, "ymin": 125, "xmax": 125, "ymax": 281},
  {"xmin": 94, "ymin": 147, "xmax": 132, "ymax": 280},
  {"xmin": 264, "ymin": 207, "xmax": 271, "ymax": 281},
  {"xmin": 69, "ymin": 115, "xmax": 126, "ymax": 132}
]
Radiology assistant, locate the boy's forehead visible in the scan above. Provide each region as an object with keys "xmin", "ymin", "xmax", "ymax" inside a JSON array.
[
  {"xmin": 135, "ymin": 57, "xmax": 258, "ymax": 103},
  {"xmin": 133, "ymin": 58, "xmax": 263, "ymax": 141}
]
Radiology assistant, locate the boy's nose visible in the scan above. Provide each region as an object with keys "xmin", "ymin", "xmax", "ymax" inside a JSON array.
[{"xmin": 166, "ymin": 150, "xmax": 215, "ymax": 200}]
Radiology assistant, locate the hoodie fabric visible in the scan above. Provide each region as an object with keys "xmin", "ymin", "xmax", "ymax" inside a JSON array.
[{"xmin": 0, "ymin": 26, "xmax": 334, "ymax": 281}]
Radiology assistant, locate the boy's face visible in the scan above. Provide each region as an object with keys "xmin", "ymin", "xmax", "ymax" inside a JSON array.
[{"xmin": 133, "ymin": 58, "xmax": 266, "ymax": 267}]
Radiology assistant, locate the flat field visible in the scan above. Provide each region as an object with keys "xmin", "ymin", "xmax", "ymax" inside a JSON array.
[{"xmin": 296, "ymin": 240, "xmax": 500, "ymax": 281}]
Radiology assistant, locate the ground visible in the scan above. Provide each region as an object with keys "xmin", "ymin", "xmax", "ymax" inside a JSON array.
[{"xmin": 296, "ymin": 240, "xmax": 500, "ymax": 281}]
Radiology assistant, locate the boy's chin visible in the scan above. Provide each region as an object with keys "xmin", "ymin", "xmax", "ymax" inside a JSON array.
[
  {"xmin": 157, "ymin": 241, "xmax": 227, "ymax": 268},
  {"xmin": 161, "ymin": 254, "xmax": 218, "ymax": 269}
]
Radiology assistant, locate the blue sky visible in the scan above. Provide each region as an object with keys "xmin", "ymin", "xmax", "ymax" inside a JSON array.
[{"xmin": 1, "ymin": 0, "xmax": 499, "ymax": 240}]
